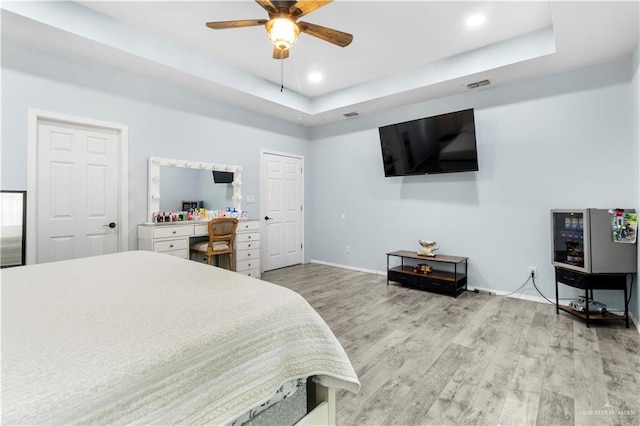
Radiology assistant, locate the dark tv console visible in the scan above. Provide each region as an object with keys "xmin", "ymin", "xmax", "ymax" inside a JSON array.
[{"xmin": 386, "ymin": 250, "xmax": 468, "ymax": 297}]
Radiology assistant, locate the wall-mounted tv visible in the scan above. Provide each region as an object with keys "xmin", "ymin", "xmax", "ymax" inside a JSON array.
[
  {"xmin": 212, "ymin": 171, "xmax": 234, "ymax": 183},
  {"xmin": 378, "ymin": 108, "xmax": 478, "ymax": 177}
]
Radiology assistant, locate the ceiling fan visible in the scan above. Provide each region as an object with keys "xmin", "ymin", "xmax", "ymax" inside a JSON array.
[{"xmin": 205, "ymin": 0, "xmax": 353, "ymax": 60}]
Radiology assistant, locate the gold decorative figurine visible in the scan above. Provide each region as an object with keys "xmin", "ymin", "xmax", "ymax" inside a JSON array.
[{"xmin": 417, "ymin": 240, "xmax": 439, "ymax": 257}]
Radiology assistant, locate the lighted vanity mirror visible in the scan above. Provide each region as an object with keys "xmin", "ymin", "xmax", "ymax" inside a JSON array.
[
  {"xmin": 147, "ymin": 157, "xmax": 242, "ymax": 222},
  {"xmin": 158, "ymin": 167, "xmax": 234, "ymax": 212}
]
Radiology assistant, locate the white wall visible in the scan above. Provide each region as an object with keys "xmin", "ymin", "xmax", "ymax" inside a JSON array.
[
  {"xmin": 1, "ymin": 39, "xmax": 310, "ymax": 252},
  {"xmin": 309, "ymin": 56, "xmax": 638, "ymax": 314},
  {"xmin": 2, "ymin": 37, "xmax": 639, "ymax": 320}
]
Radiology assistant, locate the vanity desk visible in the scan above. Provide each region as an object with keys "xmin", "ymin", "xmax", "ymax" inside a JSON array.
[
  {"xmin": 137, "ymin": 220, "xmax": 261, "ymax": 278},
  {"xmin": 142, "ymin": 156, "xmax": 259, "ymax": 277}
]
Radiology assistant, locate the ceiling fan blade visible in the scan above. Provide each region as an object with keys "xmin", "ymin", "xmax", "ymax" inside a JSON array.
[
  {"xmin": 299, "ymin": 21, "xmax": 353, "ymax": 47},
  {"xmin": 273, "ymin": 47, "xmax": 290, "ymax": 59},
  {"xmin": 255, "ymin": 0, "xmax": 279, "ymax": 15},
  {"xmin": 289, "ymin": 0, "xmax": 333, "ymax": 18},
  {"xmin": 206, "ymin": 19, "xmax": 267, "ymax": 30}
]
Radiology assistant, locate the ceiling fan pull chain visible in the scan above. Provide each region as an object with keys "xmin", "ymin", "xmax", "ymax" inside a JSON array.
[{"xmin": 280, "ymin": 57, "xmax": 284, "ymax": 92}]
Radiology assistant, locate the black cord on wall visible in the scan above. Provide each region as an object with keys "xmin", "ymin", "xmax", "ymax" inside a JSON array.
[
  {"xmin": 531, "ymin": 276, "xmax": 555, "ymax": 304},
  {"xmin": 503, "ymin": 274, "xmax": 532, "ymax": 297},
  {"xmin": 503, "ymin": 271, "xmax": 554, "ymax": 303}
]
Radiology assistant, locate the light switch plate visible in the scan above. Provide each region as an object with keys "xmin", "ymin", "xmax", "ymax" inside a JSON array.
[{"xmin": 246, "ymin": 194, "xmax": 256, "ymax": 204}]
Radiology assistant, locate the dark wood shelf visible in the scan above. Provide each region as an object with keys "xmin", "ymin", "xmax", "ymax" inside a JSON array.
[
  {"xmin": 557, "ymin": 305, "xmax": 626, "ymax": 322},
  {"xmin": 386, "ymin": 251, "xmax": 468, "ymax": 297},
  {"xmin": 389, "ymin": 265, "xmax": 466, "ymax": 283},
  {"xmin": 386, "ymin": 250, "xmax": 468, "ymax": 264}
]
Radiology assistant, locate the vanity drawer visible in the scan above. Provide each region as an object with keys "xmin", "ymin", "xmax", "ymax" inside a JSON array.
[
  {"xmin": 236, "ymin": 248, "xmax": 259, "ymax": 261},
  {"xmin": 164, "ymin": 249, "xmax": 189, "ymax": 259},
  {"xmin": 237, "ymin": 221, "xmax": 260, "ymax": 232},
  {"xmin": 237, "ymin": 268, "xmax": 261, "ymax": 278},
  {"xmin": 236, "ymin": 240, "xmax": 260, "ymax": 251},
  {"xmin": 153, "ymin": 238, "xmax": 189, "ymax": 252},
  {"xmin": 153, "ymin": 226, "xmax": 193, "ymax": 239},
  {"xmin": 236, "ymin": 232, "xmax": 260, "ymax": 243},
  {"xmin": 237, "ymin": 258, "xmax": 260, "ymax": 272},
  {"xmin": 194, "ymin": 224, "xmax": 208, "ymax": 235}
]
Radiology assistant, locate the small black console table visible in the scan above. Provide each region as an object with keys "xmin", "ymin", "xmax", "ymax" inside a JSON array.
[
  {"xmin": 554, "ymin": 267, "xmax": 629, "ymax": 328},
  {"xmin": 386, "ymin": 250, "xmax": 468, "ymax": 297}
]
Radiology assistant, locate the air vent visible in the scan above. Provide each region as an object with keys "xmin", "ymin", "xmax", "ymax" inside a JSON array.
[
  {"xmin": 467, "ymin": 79, "xmax": 490, "ymax": 89},
  {"xmin": 343, "ymin": 111, "xmax": 359, "ymax": 118}
]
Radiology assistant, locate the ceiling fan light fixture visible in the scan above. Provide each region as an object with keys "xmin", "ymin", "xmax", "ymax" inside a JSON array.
[{"xmin": 266, "ymin": 18, "xmax": 300, "ymax": 51}]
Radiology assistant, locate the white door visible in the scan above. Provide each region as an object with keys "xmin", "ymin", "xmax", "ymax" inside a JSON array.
[
  {"xmin": 262, "ymin": 152, "xmax": 303, "ymax": 271},
  {"xmin": 35, "ymin": 120, "xmax": 121, "ymax": 263}
]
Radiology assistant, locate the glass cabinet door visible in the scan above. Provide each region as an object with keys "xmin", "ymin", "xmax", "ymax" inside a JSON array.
[{"xmin": 552, "ymin": 210, "xmax": 585, "ymax": 268}]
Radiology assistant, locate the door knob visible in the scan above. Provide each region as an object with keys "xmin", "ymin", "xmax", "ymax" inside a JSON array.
[
  {"xmin": 265, "ymin": 216, "xmax": 273, "ymax": 221},
  {"xmin": 103, "ymin": 222, "xmax": 117, "ymax": 229}
]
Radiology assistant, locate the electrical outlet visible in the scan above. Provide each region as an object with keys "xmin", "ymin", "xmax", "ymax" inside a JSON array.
[
  {"xmin": 346, "ymin": 245, "xmax": 352, "ymax": 254},
  {"xmin": 528, "ymin": 266, "xmax": 537, "ymax": 278}
]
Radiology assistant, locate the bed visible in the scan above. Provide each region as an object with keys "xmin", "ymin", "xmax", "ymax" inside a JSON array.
[{"xmin": 1, "ymin": 251, "xmax": 360, "ymax": 425}]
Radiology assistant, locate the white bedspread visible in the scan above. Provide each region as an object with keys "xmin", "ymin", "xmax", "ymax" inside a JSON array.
[{"xmin": 1, "ymin": 251, "xmax": 360, "ymax": 425}]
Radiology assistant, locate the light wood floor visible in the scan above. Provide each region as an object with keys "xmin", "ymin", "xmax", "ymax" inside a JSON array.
[{"xmin": 262, "ymin": 263, "xmax": 640, "ymax": 426}]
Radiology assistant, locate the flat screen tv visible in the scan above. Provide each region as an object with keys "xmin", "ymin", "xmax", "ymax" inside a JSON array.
[
  {"xmin": 378, "ymin": 108, "xmax": 478, "ymax": 177},
  {"xmin": 212, "ymin": 171, "xmax": 234, "ymax": 184}
]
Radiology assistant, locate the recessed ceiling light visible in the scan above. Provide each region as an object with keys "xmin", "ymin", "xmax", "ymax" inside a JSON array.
[
  {"xmin": 308, "ymin": 72, "xmax": 323, "ymax": 83},
  {"xmin": 466, "ymin": 13, "xmax": 486, "ymax": 29}
]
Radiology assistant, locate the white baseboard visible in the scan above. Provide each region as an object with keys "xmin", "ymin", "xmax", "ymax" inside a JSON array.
[
  {"xmin": 467, "ymin": 285, "xmax": 566, "ymax": 306},
  {"xmin": 307, "ymin": 260, "xmax": 640, "ymax": 335},
  {"xmin": 309, "ymin": 259, "xmax": 386, "ymax": 276}
]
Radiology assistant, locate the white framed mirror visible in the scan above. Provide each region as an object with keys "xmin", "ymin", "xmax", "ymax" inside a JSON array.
[{"xmin": 147, "ymin": 157, "xmax": 242, "ymax": 222}]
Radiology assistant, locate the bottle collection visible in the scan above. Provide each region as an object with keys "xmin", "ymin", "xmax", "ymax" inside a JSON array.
[
  {"xmin": 560, "ymin": 215, "xmax": 584, "ymax": 265},
  {"xmin": 152, "ymin": 207, "xmax": 245, "ymax": 223},
  {"xmin": 559, "ymin": 216, "xmax": 584, "ymax": 240}
]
